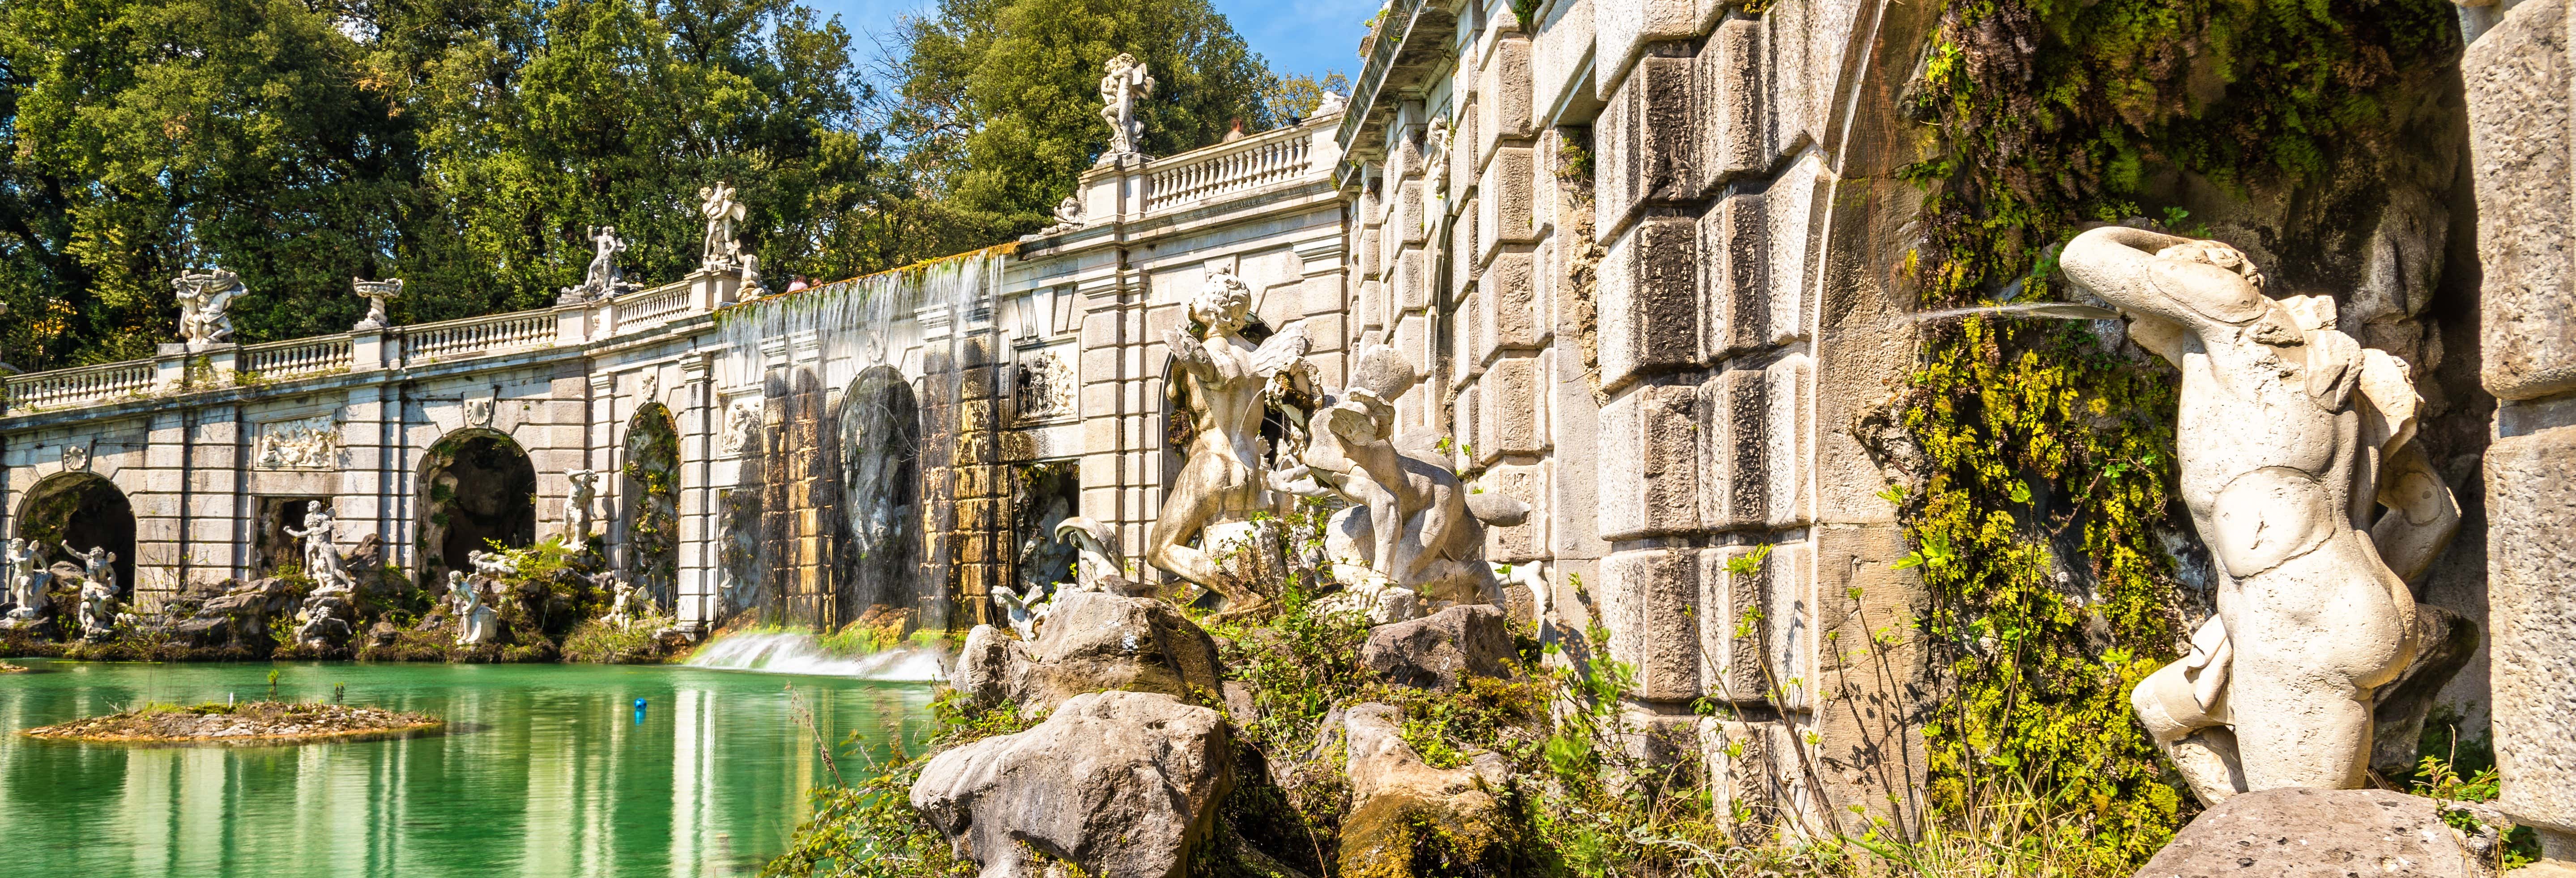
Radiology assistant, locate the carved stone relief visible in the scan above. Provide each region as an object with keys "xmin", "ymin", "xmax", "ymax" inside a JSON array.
[
  {"xmin": 59, "ymin": 444, "xmax": 89, "ymax": 473},
  {"xmin": 255, "ymin": 414, "xmax": 341, "ymax": 470},
  {"xmin": 1015, "ymin": 348, "xmax": 1077, "ymax": 422},
  {"xmin": 720, "ymin": 399, "xmax": 762, "ymax": 455}
]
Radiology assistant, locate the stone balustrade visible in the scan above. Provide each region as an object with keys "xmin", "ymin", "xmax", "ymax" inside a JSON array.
[
  {"xmin": 1143, "ymin": 131, "xmax": 1316, "ymax": 213},
  {"xmin": 404, "ymin": 310, "xmax": 558, "ymax": 363},
  {"xmin": 240, "ymin": 335, "xmax": 354, "ymax": 381},
  {"xmin": 3, "ymin": 360, "xmax": 157, "ymax": 413}
]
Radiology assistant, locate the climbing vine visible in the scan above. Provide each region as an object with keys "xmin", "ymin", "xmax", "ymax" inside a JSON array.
[
  {"xmin": 624, "ymin": 403, "xmax": 683, "ymax": 603},
  {"xmin": 1898, "ymin": 0, "xmax": 2458, "ymax": 869}
]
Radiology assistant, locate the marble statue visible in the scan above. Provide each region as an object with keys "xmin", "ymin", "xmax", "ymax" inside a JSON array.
[
  {"xmin": 1313, "ymin": 91, "xmax": 1348, "ymax": 118},
  {"xmin": 699, "ymin": 181, "xmax": 746, "ymax": 272},
  {"xmin": 286, "ymin": 507, "xmax": 358, "ymax": 595},
  {"xmin": 62, "ymin": 543, "xmax": 115, "ymax": 599},
  {"xmin": 2061, "ymin": 226, "xmax": 2461, "ymax": 804},
  {"xmin": 721, "ymin": 400, "xmax": 761, "ymax": 454},
  {"xmin": 6, "ymin": 538, "xmax": 49, "ymax": 619},
  {"xmin": 1271, "ymin": 344, "xmax": 1527, "ymax": 614},
  {"xmin": 1035, "ymin": 196, "xmax": 1085, "ymax": 237},
  {"xmin": 1420, "ymin": 123, "xmax": 1450, "ymax": 234},
  {"xmin": 1145, "ymin": 266, "xmax": 1312, "ymax": 620},
  {"xmin": 77, "ymin": 575, "xmax": 116, "ymax": 641},
  {"xmin": 1053, "ymin": 517, "xmax": 1151, "ymax": 597},
  {"xmin": 469, "ymin": 549, "xmax": 517, "ymax": 580},
  {"xmin": 991, "ymin": 583, "xmax": 1049, "ymax": 640},
  {"xmin": 560, "ymin": 226, "xmax": 631, "ymax": 303},
  {"xmin": 448, "ymin": 571, "xmax": 498, "ymax": 646},
  {"xmin": 294, "ymin": 593, "xmax": 352, "ymax": 649},
  {"xmin": 1097, "ymin": 53, "xmax": 1156, "ymax": 161},
  {"xmin": 595, "ymin": 571, "xmax": 647, "ymax": 630},
  {"xmin": 564, "ymin": 469, "xmax": 600, "ymax": 542},
  {"xmin": 737, "ymin": 251, "xmax": 763, "ymax": 294},
  {"xmin": 352, "ymin": 277, "xmax": 404, "ymax": 331},
  {"xmin": 172, "ymin": 268, "xmax": 245, "ymax": 352}
]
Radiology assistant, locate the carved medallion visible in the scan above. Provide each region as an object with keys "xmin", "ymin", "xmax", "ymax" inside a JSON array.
[
  {"xmin": 464, "ymin": 396, "xmax": 495, "ymax": 428},
  {"xmin": 60, "ymin": 444, "xmax": 89, "ymax": 473},
  {"xmin": 255, "ymin": 414, "xmax": 341, "ymax": 470}
]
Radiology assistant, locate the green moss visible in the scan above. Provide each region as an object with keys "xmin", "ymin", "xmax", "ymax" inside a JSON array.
[{"xmin": 1900, "ymin": 0, "xmax": 2460, "ymax": 869}]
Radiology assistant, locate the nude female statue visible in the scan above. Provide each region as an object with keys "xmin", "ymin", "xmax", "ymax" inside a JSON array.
[
  {"xmin": 2061, "ymin": 226, "xmax": 2460, "ymax": 802},
  {"xmin": 1144, "ymin": 266, "xmax": 1309, "ymax": 620}
]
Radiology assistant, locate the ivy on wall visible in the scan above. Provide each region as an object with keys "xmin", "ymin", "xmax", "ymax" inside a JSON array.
[{"xmin": 1897, "ymin": 0, "xmax": 2459, "ymax": 868}]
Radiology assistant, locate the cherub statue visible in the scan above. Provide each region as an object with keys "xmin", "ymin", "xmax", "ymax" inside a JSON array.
[
  {"xmin": 699, "ymin": 181, "xmax": 747, "ymax": 271},
  {"xmin": 563, "ymin": 469, "xmax": 600, "ymax": 542},
  {"xmin": 1098, "ymin": 53, "xmax": 1156, "ymax": 158},
  {"xmin": 593, "ymin": 570, "xmax": 647, "ymax": 630},
  {"xmin": 352, "ymin": 277, "xmax": 405, "ymax": 331},
  {"xmin": 1144, "ymin": 265, "xmax": 1312, "ymax": 620},
  {"xmin": 6, "ymin": 538, "xmax": 50, "ymax": 618},
  {"xmin": 2060, "ymin": 226, "xmax": 2461, "ymax": 803},
  {"xmin": 172, "ymin": 268, "xmax": 246, "ymax": 352},
  {"xmin": 1270, "ymin": 344, "xmax": 1527, "ymax": 611},
  {"xmin": 61, "ymin": 543, "xmax": 115, "ymax": 598},
  {"xmin": 448, "ymin": 571, "xmax": 498, "ymax": 646},
  {"xmin": 77, "ymin": 575, "xmax": 117, "ymax": 640},
  {"xmin": 285, "ymin": 507, "xmax": 358, "ymax": 595}
]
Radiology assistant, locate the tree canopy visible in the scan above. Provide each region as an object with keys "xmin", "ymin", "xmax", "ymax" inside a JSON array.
[{"xmin": 0, "ymin": 0, "xmax": 1317, "ymax": 370}]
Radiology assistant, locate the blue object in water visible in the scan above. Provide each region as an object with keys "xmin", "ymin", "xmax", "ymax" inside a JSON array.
[{"xmin": 632, "ymin": 698, "xmax": 647, "ymax": 724}]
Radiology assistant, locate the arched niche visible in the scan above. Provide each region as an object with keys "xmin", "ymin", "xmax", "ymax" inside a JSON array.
[
  {"xmin": 838, "ymin": 365, "xmax": 924, "ymax": 630},
  {"xmin": 16, "ymin": 472, "xmax": 135, "ymax": 593},
  {"xmin": 621, "ymin": 402, "xmax": 682, "ymax": 608},
  {"xmin": 418, "ymin": 428, "xmax": 537, "ymax": 584}
]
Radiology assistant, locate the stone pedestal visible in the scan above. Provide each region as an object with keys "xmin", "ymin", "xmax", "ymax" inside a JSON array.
[{"xmin": 2466, "ymin": 0, "xmax": 2576, "ymax": 865}]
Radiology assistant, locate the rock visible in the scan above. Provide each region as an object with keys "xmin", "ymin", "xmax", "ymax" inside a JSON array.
[
  {"xmin": 911, "ymin": 690, "xmax": 1233, "ymax": 878},
  {"xmin": 964, "ymin": 591, "xmax": 1224, "ymax": 712},
  {"xmin": 2134, "ymin": 787, "xmax": 2499, "ymax": 878},
  {"xmin": 367, "ymin": 621, "xmax": 399, "ymax": 648},
  {"xmin": 1361, "ymin": 604, "xmax": 1515, "ymax": 691},
  {"xmin": 1334, "ymin": 703, "xmax": 1510, "ymax": 877}
]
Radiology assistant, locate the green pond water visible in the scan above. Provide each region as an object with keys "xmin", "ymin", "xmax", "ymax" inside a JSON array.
[{"xmin": 0, "ymin": 659, "xmax": 938, "ymax": 878}]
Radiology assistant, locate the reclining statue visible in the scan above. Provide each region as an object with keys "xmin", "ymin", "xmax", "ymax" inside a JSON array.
[{"xmin": 2061, "ymin": 226, "xmax": 2460, "ymax": 803}]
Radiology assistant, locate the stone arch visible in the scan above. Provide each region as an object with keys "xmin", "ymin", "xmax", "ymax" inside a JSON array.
[
  {"xmin": 15, "ymin": 471, "xmax": 135, "ymax": 594},
  {"xmin": 620, "ymin": 402, "xmax": 682, "ymax": 608},
  {"xmin": 417, "ymin": 427, "xmax": 537, "ymax": 585},
  {"xmin": 838, "ymin": 364, "xmax": 923, "ymax": 630}
]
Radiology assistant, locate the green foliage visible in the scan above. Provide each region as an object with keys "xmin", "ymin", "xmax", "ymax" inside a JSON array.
[
  {"xmin": 1901, "ymin": 0, "xmax": 2460, "ymax": 870},
  {"xmin": 889, "ymin": 0, "xmax": 1284, "ymax": 239}
]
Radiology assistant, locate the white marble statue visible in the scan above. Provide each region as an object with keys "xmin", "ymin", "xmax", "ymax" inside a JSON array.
[
  {"xmin": 594, "ymin": 570, "xmax": 648, "ymax": 630},
  {"xmin": 448, "ymin": 571, "xmax": 498, "ymax": 646},
  {"xmin": 62, "ymin": 543, "xmax": 115, "ymax": 599},
  {"xmin": 564, "ymin": 469, "xmax": 600, "ymax": 543},
  {"xmin": 1052, "ymin": 516, "xmax": 1151, "ymax": 597},
  {"xmin": 699, "ymin": 181, "xmax": 746, "ymax": 272},
  {"xmin": 1144, "ymin": 266, "xmax": 1312, "ymax": 620},
  {"xmin": 560, "ymin": 226, "xmax": 631, "ymax": 303},
  {"xmin": 1313, "ymin": 90, "xmax": 1348, "ymax": 118},
  {"xmin": 77, "ymin": 576, "xmax": 116, "ymax": 639},
  {"xmin": 6, "ymin": 538, "xmax": 49, "ymax": 618},
  {"xmin": 1270, "ymin": 344, "xmax": 1527, "ymax": 613},
  {"xmin": 469, "ymin": 549, "xmax": 518, "ymax": 580},
  {"xmin": 2061, "ymin": 226, "xmax": 2462, "ymax": 804},
  {"xmin": 172, "ymin": 268, "xmax": 245, "ymax": 352},
  {"xmin": 1097, "ymin": 53, "xmax": 1156, "ymax": 160},
  {"xmin": 285, "ymin": 507, "xmax": 358, "ymax": 595},
  {"xmin": 352, "ymin": 277, "xmax": 404, "ymax": 331},
  {"xmin": 1035, "ymin": 195, "xmax": 1085, "ymax": 237},
  {"xmin": 990, "ymin": 583, "xmax": 1049, "ymax": 640}
]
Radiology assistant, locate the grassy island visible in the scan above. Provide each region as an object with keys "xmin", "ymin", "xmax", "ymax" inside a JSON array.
[{"xmin": 23, "ymin": 700, "xmax": 442, "ymax": 745}]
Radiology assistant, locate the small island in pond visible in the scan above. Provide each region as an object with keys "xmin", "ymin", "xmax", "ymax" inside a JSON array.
[
  {"xmin": 23, "ymin": 700, "xmax": 442, "ymax": 745},
  {"xmin": 0, "ymin": 661, "xmax": 26, "ymax": 673}
]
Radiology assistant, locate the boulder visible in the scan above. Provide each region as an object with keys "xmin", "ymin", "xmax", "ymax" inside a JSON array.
[
  {"xmin": 2135, "ymin": 787, "xmax": 2501, "ymax": 878},
  {"xmin": 912, "ymin": 690, "xmax": 1234, "ymax": 878},
  {"xmin": 1334, "ymin": 703, "xmax": 1511, "ymax": 877},
  {"xmin": 955, "ymin": 591, "xmax": 1224, "ymax": 712},
  {"xmin": 1361, "ymin": 604, "xmax": 1515, "ymax": 691}
]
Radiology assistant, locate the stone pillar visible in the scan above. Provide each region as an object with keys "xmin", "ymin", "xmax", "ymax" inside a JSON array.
[
  {"xmin": 2466, "ymin": 0, "xmax": 2576, "ymax": 867},
  {"xmin": 678, "ymin": 354, "xmax": 716, "ymax": 632}
]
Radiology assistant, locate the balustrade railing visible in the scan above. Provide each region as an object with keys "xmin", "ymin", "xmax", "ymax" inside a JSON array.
[
  {"xmin": 5, "ymin": 360, "xmax": 156, "ymax": 412},
  {"xmin": 402, "ymin": 310, "xmax": 556, "ymax": 362},
  {"xmin": 613, "ymin": 284, "xmax": 691, "ymax": 332},
  {"xmin": 240, "ymin": 336, "xmax": 353, "ymax": 381},
  {"xmin": 1143, "ymin": 130, "xmax": 1317, "ymax": 213}
]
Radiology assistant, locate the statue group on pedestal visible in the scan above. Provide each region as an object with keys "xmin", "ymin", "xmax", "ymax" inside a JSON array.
[
  {"xmin": 171, "ymin": 268, "xmax": 245, "ymax": 352},
  {"xmin": 1096, "ymin": 53, "xmax": 1155, "ymax": 163},
  {"xmin": 2062, "ymin": 226, "xmax": 2462, "ymax": 803}
]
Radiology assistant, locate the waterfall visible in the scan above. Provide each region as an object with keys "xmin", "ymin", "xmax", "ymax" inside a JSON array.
[{"xmin": 680, "ymin": 631, "xmax": 946, "ymax": 682}]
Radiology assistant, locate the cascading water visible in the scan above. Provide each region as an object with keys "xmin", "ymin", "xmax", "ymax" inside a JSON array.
[
  {"xmin": 710, "ymin": 247, "xmax": 1005, "ymax": 637},
  {"xmin": 682, "ymin": 631, "xmax": 945, "ymax": 681}
]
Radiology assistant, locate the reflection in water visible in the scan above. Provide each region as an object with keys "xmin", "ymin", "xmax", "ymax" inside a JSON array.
[{"xmin": 0, "ymin": 661, "xmax": 934, "ymax": 878}]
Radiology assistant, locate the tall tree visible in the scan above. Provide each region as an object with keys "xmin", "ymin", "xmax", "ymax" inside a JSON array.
[{"xmin": 891, "ymin": 0, "xmax": 1282, "ymax": 239}]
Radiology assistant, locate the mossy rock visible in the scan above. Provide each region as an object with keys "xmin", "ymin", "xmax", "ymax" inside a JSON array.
[{"xmin": 1335, "ymin": 789, "xmax": 1508, "ymax": 878}]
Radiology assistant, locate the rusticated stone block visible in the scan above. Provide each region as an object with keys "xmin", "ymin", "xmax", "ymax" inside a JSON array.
[
  {"xmin": 1761, "ymin": 541, "xmax": 1814, "ymax": 711},
  {"xmin": 1698, "ymin": 545, "xmax": 1770, "ymax": 704},
  {"xmin": 1597, "ymin": 48, "xmax": 1696, "ymax": 241},
  {"xmin": 1595, "ymin": 0, "xmax": 1722, "ymax": 100},
  {"xmin": 1693, "ymin": 16, "xmax": 1764, "ymax": 196},
  {"xmin": 1477, "ymin": 249, "xmax": 1543, "ymax": 363},
  {"xmin": 1761, "ymin": 354, "xmax": 1812, "ymax": 528},
  {"xmin": 1532, "ymin": 0, "xmax": 1594, "ymax": 133},
  {"xmin": 1476, "ymin": 37, "xmax": 1536, "ymax": 163},
  {"xmin": 1597, "ymin": 382, "xmax": 1701, "ymax": 539},
  {"xmin": 2486, "ymin": 423, "xmax": 2576, "ymax": 836},
  {"xmin": 1478, "ymin": 146, "xmax": 1540, "ymax": 263},
  {"xmin": 1398, "ymin": 179, "xmax": 1429, "ymax": 246},
  {"xmin": 1600, "ymin": 547, "xmax": 1702, "ymax": 702},
  {"xmin": 1477, "ymin": 355, "xmax": 1547, "ymax": 459},
  {"xmin": 1698, "ymin": 368, "xmax": 1767, "ymax": 531},
  {"xmin": 2468, "ymin": 0, "xmax": 2576, "ymax": 401},
  {"xmin": 1396, "ymin": 248, "xmax": 1430, "ymax": 311},
  {"xmin": 1450, "ymin": 201, "xmax": 1479, "ymax": 301},
  {"xmin": 1598, "ymin": 215, "xmax": 1701, "ymax": 390},
  {"xmin": 1701, "ymin": 189, "xmax": 1769, "ymax": 360},
  {"xmin": 1481, "ymin": 463, "xmax": 1547, "ymax": 563}
]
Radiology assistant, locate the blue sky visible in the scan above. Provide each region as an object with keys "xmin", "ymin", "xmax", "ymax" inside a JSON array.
[{"xmin": 799, "ymin": 0, "xmax": 1377, "ymax": 82}]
